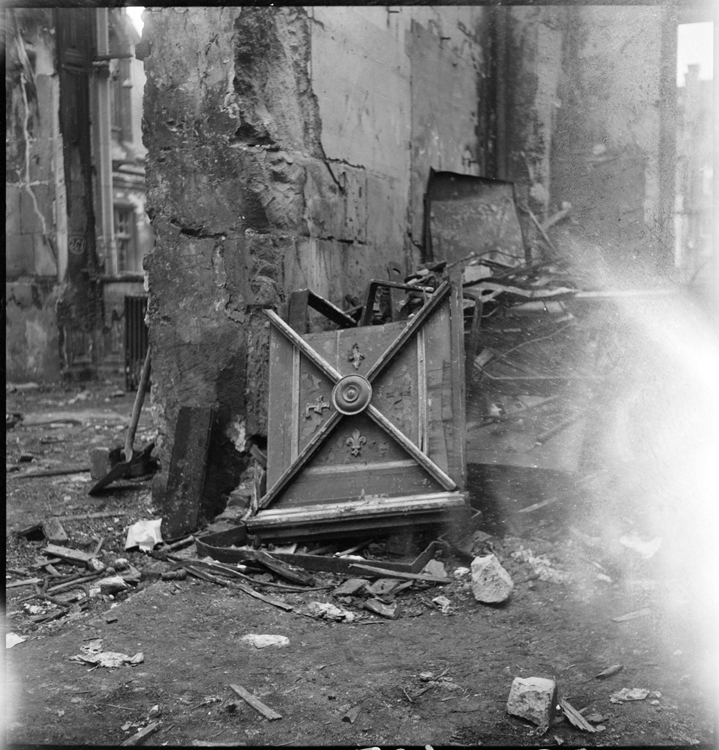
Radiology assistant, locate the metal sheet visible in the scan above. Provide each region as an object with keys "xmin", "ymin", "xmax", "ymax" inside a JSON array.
[{"xmin": 425, "ymin": 170, "xmax": 527, "ymax": 266}]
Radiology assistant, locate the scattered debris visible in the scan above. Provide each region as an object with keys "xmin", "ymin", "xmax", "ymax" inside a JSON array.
[
  {"xmin": 595, "ymin": 664, "xmax": 623, "ymax": 679},
  {"xmin": 6, "ymin": 577, "xmax": 43, "ymax": 589},
  {"xmin": 349, "ymin": 563, "xmax": 451, "ymax": 584},
  {"xmin": 71, "ymin": 650, "xmax": 144, "ymax": 668},
  {"xmin": 471, "ymin": 554, "xmax": 514, "ymax": 603},
  {"xmin": 240, "ymin": 634, "xmax": 290, "ymax": 649},
  {"xmin": 585, "ymin": 712, "xmax": 606, "ymax": 724},
  {"xmin": 452, "ymin": 567, "xmax": 470, "ymax": 578},
  {"xmin": 6, "ymin": 633, "xmax": 27, "ymax": 649},
  {"xmin": 147, "ymin": 705, "xmax": 162, "ymax": 719},
  {"xmin": 612, "ymin": 608, "xmax": 651, "ymax": 622},
  {"xmin": 558, "ymin": 696, "xmax": 596, "ymax": 733},
  {"xmin": 160, "ymin": 569, "xmax": 187, "ymax": 581},
  {"xmin": 43, "ymin": 544, "xmax": 103, "ymax": 571},
  {"xmin": 511, "ymin": 547, "xmax": 570, "ymax": 584},
  {"xmin": 252, "ymin": 549, "xmax": 315, "ymax": 586},
  {"xmin": 308, "ymin": 601, "xmax": 356, "ymax": 622},
  {"xmin": 9, "ymin": 466, "xmax": 90, "ymax": 480},
  {"xmin": 342, "ymin": 706, "xmax": 361, "ymax": 723},
  {"xmin": 363, "ymin": 599, "xmax": 398, "ymax": 619},
  {"xmin": 229, "ymin": 684, "xmax": 282, "ymax": 721},
  {"xmin": 610, "ymin": 688, "xmax": 650, "ymax": 703},
  {"xmin": 42, "ymin": 517, "xmax": 69, "ymax": 545},
  {"xmin": 125, "ymin": 519, "xmax": 164, "ymax": 552},
  {"xmin": 421, "ymin": 559, "xmax": 447, "ymax": 578},
  {"xmin": 121, "ymin": 721, "xmax": 161, "ymax": 746},
  {"xmin": 366, "ymin": 578, "xmax": 404, "ymax": 598},
  {"xmin": 506, "ymin": 676, "xmax": 557, "ymax": 732},
  {"xmin": 332, "ymin": 578, "xmax": 370, "ymax": 596},
  {"xmin": 619, "ymin": 533, "xmax": 662, "ymax": 559},
  {"xmin": 98, "ymin": 576, "xmax": 129, "ymax": 596},
  {"xmin": 432, "ymin": 595, "xmax": 452, "ymax": 614}
]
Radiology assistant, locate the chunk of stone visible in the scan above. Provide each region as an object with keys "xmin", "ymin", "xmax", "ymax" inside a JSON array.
[
  {"xmin": 99, "ymin": 576, "xmax": 129, "ymax": 595},
  {"xmin": 332, "ymin": 578, "xmax": 370, "ymax": 597},
  {"xmin": 363, "ymin": 598, "xmax": 398, "ymax": 619},
  {"xmin": 421, "ymin": 559, "xmax": 447, "ymax": 578},
  {"xmin": 471, "ymin": 554, "xmax": 513, "ymax": 603},
  {"xmin": 506, "ymin": 676, "xmax": 557, "ymax": 730}
]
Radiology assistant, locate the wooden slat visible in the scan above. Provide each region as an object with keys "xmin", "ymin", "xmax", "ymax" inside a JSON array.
[
  {"xmin": 249, "ymin": 492, "xmax": 466, "ymax": 529},
  {"xmin": 43, "ymin": 544, "xmax": 93, "ymax": 566},
  {"xmin": 162, "ymin": 407, "xmax": 214, "ymax": 539},
  {"xmin": 229, "ymin": 684, "xmax": 282, "ymax": 721},
  {"xmin": 349, "ymin": 563, "xmax": 452, "ymax": 584},
  {"xmin": 272, "ymin": 462, "xmax": 438, "ymax": 507}
]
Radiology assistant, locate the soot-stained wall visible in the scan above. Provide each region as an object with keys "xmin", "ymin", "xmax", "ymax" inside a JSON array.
[
  {"xmin": 141, "ymin": 6, "xmax": 675, "ymax": 500},
  {"xmin": 141, "ymin": 6, "xmax": 491, "ymax": 491}
]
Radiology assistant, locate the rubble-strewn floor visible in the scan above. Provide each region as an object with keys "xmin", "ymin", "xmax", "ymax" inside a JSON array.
[{"xmin": 5, "ymin": 382, "xmax": 716, "ymax": 746}]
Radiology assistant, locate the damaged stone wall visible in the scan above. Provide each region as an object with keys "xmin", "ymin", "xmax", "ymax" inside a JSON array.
[
  {"xmin": 550, "ymin": 5, "xmax": 677, "ymax": 276},
  {"xmin": 5, "ymin": 9, "xmax": 63, "ymax": 382},
  {"xmin": 142, "ymin": 6, "xmax": 490, "ymax": 496},
  {"xmin": 142, "ymin": 5, "xmax": 677, "ymax": 507}
]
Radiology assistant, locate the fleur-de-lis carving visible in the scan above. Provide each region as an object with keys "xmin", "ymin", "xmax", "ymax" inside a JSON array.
[
  {"xmin": 346, "ymin": 428, "xmax": 366, "ymax": 457},
  {"xmin": 305, "ymin": 394, "xmax": 330, "ymax": 419},
  {"xmin": 347, "ymin": 343, "xmax": 365, "ymax": 370}
]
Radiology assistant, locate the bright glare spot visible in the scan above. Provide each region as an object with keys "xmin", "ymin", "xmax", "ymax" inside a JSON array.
[
  {"xmin": 126, "ymin": 7, "xmax": 144, "ymax": 36},
  {"xmin": 677, "ymin": 22, "xmax": 714, "ymax": 86}
]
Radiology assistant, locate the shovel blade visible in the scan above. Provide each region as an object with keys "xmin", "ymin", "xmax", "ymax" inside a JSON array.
[{"xmin": 88, "ymin": 457, "xmax": 132, "ymax": 496}]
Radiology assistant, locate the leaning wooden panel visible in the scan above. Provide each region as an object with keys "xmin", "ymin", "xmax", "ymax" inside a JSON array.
[{"xmin": 256, "ymin": 281, "xmax": 467, "ymax": 540}]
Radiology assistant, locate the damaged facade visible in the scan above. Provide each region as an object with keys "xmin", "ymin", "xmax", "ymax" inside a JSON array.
[
  {"xmin": 138, "ymin": 5, "xmax": 680, "ymax": 510},
  {"xmin": 5, "ymin": 8, "xmax": 153, "ymax": 383}
]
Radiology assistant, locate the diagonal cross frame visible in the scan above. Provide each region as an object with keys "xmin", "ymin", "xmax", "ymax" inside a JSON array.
[{"xmin": 259, "ymin": 282, "xmax": 457, "ymax": 511}]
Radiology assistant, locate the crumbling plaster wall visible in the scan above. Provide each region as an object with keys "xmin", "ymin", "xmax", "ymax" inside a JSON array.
[
  {"xmin": 6, "ymin": 9, "xmax": 63, "ymax": 382},
  {"xmin": 142, "ymin": 6, "xmax": 489, "ymax": 492},
  {"xmin": 142, "ymin": 5, "xmax": 676, "ymax": 503},
  {"xmin": 550, "ymin": 5, "xmax": 676, "ymax": 275}
]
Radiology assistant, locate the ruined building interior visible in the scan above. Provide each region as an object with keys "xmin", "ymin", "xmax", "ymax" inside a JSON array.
[{"xmin": 4, "ymin": 5, "xmax": 718, "ymax": 747}]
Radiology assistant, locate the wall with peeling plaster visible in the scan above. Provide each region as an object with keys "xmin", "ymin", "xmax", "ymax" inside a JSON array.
[
  {"xmin": 549, "ymin": 6, "xmax": 676, "ymax": 276},
  {"xmin": 5, "ymin": 10, "xmax": 62, "ymax": 382},
  {"xmin": 142, "ymin": 6, "xmax": 675, "ymax": 503},
  {"xmin": 142, "ymin": 6, "xmax": 492, "ymax": 496}
]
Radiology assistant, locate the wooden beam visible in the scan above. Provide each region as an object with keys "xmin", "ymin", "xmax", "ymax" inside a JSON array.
[{"xmin": 229, "ymin": 684, "xmax": 282, "ymax": 721}]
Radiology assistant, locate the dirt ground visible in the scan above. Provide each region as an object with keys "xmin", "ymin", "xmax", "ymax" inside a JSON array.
[{"xmin": 4, "ymin": 380, "xmax": 717, "ymax": 747}]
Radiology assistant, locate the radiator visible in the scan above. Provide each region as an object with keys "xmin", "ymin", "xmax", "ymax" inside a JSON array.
[{"xmin": 124, "ymin": 295, "xmax": 149, "ymax": 391}]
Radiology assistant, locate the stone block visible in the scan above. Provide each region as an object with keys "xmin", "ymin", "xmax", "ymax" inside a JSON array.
[
  {"xmin": 506, "ymin": 676, "xmax": 557, "ymax": 730},
  {"xmin": 332, "ymin": 578, "xmax": 370, "ymax": 597},
  {"xmin": 471, "ymin": 553, "xmax": 514, "ymax": 603},
  {"xmin": 90, "ymin": 447, "xmax": 113, "ymax": 480}
]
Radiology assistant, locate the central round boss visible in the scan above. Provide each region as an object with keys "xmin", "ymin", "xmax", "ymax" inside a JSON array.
[{"xmin": 331, "ymin": 374, "xmax": 372, "ymax": 415}]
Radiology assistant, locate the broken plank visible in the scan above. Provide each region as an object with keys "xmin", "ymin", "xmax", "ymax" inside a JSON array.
[
  {"xmin": 43, "ymin": 544, "xmax": 94, "ymax": 566},
  {"xmin": 558, "ymin": 696, "xmax": 596, "ymax": 733},
  {"xmin": 229, "ymin": 684, "xmax": 282, "ymax": 721},
  {"xmin": 6, "ymin": 577, "xmax": 43, "ymax": 588},
  {"xmin": 54, "ymin": 510, "xmax": 129, "ymax": 521},
  {"xmin": 232, "ymin": 581, "xmax": 294, "ymax": 612},
  {"xmin": 612, "ymin": 607, "xmax": 651, "ymax": 622},
  {"xmin": 183, "ymin": 565, "xmax": 229, "ymax": 586},
  {"xmin": 253, "ymin": 550, "xmax": 315, "ymax": 586},
  {"xmin": 121, "ymin": 721, "xmax": 162, "ymax": 746},
  {"xmin": 161, "ymin": 406, "xmax": 215, "ymax": 540},
  {"xmin": 46, "ymin": 573, "xmax": 104, "ymax": 595},
  {"xmin": 9, "ymin": 466, "xmax": 90, "ymax": 479},
  {"xmin": 349, "ymin": 563, "xmax": 452, "ymax": 584}
]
